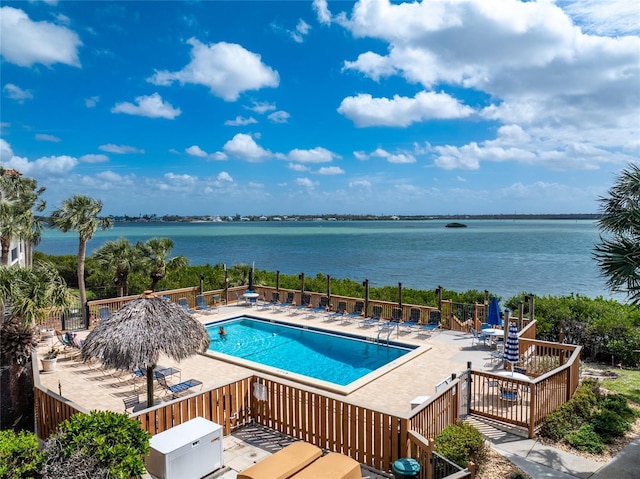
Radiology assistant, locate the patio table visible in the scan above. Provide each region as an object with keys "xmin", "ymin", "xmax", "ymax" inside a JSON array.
[{"xmin": 243, "ymin": 292, "xmax": 260, "ymax": 306}]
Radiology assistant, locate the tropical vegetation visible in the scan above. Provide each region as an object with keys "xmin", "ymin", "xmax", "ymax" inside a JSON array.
[
  {"xmin": 0, "ymin": 429, "xmax": 43, "ymax": 479},
  {"xmin": 539, "ymin": 378, "xmax": 638, "ymax": 454},
  {"xmin": 0, "ymin": 263, "xmax": 71, "ymax": 429},
  {"xmin": 50, "ymin": 195, "xmax": 113, "ymax": 318},
  {"xmin": 594, "ymin": 163, "xmax": 640, "ymax": 305}
]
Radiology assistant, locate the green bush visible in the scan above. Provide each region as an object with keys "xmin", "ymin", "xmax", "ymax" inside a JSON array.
[
  {"xmin": 539, "ymin": 406, "xmax": 574, "ymax": 441},
  {"xmin": 600, "ymin": 394, "xmax": 638, "ymax": 422},
  {"xmin": 0, "ymin": 429, "xmax": 43, "ymax": 479},
  {"xmin": 40, "ymin": 411, "xmax": 151, "ymax": 479},
  {"xmin": 590, "ymin": 409, "xmax": 631, "ymax": 443},
  {"xmin": 434, "ymin": 421, "xmax": 486, "ymax": 468},
  {"xmin": 565, "ymin": 424, "xmax": 606, "ymax": 454}
]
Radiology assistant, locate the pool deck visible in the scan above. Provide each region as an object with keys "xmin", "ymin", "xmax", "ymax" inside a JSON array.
[{"xmin": 38, "ymin": 303, "xmax": 506, "ymax": 416}]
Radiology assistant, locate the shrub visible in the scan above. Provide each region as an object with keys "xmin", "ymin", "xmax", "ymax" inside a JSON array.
[
  {"xmin": 600, "ymin": 394, "xmax": 638, "ymax": 422},
  {"xmin": 539, "ymin": 406, "xmax": 574, "ymax": 441},
  {"xmin": 40, "ymin": 411, "xmax": 151, "ymax": 479},
  {"xmin": 0, "ymin": 429, "xmax": 43, "ymax": 479},
  {"xmin": 565, "ymin": 424, "xmax": 606, "ymax": 454},
  {"xmin": 434, "ymin": 421, "xmax": 486, "ymax": 468},
  {"xmin": 590, "ymin": 409, "xmax": 631, "ymax": 443}
]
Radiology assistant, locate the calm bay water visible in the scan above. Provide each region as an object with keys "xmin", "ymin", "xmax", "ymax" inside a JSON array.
[{"xmin": 36, "ymin": 219, "xmax": 617, "ymax": 300}]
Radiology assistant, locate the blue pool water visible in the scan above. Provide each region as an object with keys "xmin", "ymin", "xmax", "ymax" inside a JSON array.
[{"xmin": 206, "ymin": 317, "xmax": 414, "ymax": 386}]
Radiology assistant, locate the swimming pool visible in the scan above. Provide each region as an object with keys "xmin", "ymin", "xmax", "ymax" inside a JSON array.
[{"xmin": 205, "ymin": 317, "xmax": 416, "ymax": 388}]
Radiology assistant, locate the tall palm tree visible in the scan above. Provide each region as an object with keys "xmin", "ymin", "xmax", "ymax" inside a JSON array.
[
  {"xmin": 0, "ymin": 168, "xmax": 46, "ymax": 266},
  {"xmin": 136, "ymin": 238, "xmax": 188, "ymax": 292},
  {"xmin": 50, "ymin": 196, "xmax": 114, "ymax": 316},
  {"xmin": 593, "ymin": 163, "xmax": 640, "ymax": 305},
  {"xmin": 0, "ymin": 263, "xmax": 72, "ymax": 427},
  {"xmin": 93, "ymin": 238, "xmax": 137, "ymax": 297}
]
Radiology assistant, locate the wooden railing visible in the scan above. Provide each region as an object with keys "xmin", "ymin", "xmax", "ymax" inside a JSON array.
[{"xmin": 32, "ymin": 350, "xmax": 88, "ymax": 439}]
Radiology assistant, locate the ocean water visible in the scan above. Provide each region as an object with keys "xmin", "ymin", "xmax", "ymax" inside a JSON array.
[{"xmin": 36, "ymin": 219, "xmax": 618, "ymax": 300}]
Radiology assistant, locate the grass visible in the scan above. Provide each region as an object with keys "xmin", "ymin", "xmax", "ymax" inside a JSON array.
[{"xmin": 601, "ymin": 368, "xmax": 640, "ymax": 405}]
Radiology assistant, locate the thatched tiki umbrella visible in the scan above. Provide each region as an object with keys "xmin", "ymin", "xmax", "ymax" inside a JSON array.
[{"xmin": 81, "ymin": 291, "xmax": 210, "ymax": 408}]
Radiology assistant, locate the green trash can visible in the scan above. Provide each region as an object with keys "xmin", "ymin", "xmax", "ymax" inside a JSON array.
[{"xmin": 392, "ymin": 458, "xmax": 420, "ymax": 479}]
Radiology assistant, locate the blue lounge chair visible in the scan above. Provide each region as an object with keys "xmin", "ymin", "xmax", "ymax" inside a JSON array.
[
  {"xmin": 346, "ymin": 301, "xmax": 365, "ymax": 320},
  {"xmin": 359, "ymin": 305, "xmax": 382, "ymax": 327},
  {"xmin": 471, "ymin": 328, "xmax": 487, "ymax": 347},
  {"xmin": 157, "ymin": 375, "xmax": 203, "ymax": 399},
  {"xmin": 178, "ymin": 298, "xmax": 196, "ymax": 314},
  {"xmin": 99, "ymin": 306, "xmax": 111, "ymax": 321},
  {"xmin": 275, "ymin": 292, "xmax": 295, "ymax": 311},
  {"xmin": 400, "ymin": 308, "xmax": 421, "ymax": 333},
  {"xmin": 292, "ymin": 294, "xmax": 312, "ymax": 315},
  {"xmin": 196, "ymin": 294, "xmax": 218, "ymax": 313},
  {"xmin": 326, "ymin": 300, "xmax": 347, "ymax": 321},
  {"xmin": 309, "ymin": 296, "xmax": 329, "ymax": 317},
  {"xmin": 417, "ymin": 311, "xmax": 441, "ymax": 337}
]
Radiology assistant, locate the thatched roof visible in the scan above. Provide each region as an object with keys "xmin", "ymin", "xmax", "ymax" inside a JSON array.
[{"xmin": 81, "ymin": 293, "xmax": 210, "ymax": 371}]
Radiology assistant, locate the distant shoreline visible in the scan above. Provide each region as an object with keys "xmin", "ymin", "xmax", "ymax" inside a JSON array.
[{"xmin": 37, "ymin": 213, "xmax": 601, "ymax": 223}]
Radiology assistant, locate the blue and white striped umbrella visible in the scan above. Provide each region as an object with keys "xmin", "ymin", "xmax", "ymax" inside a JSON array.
[{"xmin": 504, "ymin": 323, "xmax": 520, "ymax": 367}]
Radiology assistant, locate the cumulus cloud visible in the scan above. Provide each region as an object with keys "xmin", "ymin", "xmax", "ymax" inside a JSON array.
[
  {"xmin": 3, "ymin": 83, "xmax": 33, "ymax": 102},
  {"xmin": 185, "ymin": 145, "xmax": 227, "ymax": 161},
  {"xmin": 268, "ymin": 111, "xmax": 290, "ymax": 123},
  {"xmin": 287, "ymin": 147, "xmax": 338, "ymax": 163},
  {"xmin": 99, "ymin": 144, "xmax": 144, "ymax": 154},
  {"xmin": 288, "ymin": 163, "xmax": 310, "ymax": 172},
  {"xmin": 313, "ymin": 0, "xmax": 332, "ymax": 25},
  {"xmin": 291, "ymin": 19, "xmax": 311, "ymax": 43},
  {"xmin": 0, "ymin": 6, "xmax": 81, "ymax": 67},
  {"xmin": 223, "ymin": 133, "xmax": 272, "ymax": 162},
  {"xmin": 332, "ymin": 0, "xmax": 639, "ymax": 171},
  {"xmin": 149, "ymin": 38, "xmax": 279, "ymax": 101},
  {"xmin": 317, "ymin": 166, "xmax": 344, "ymax": 175},
  {"xmin": 295, "ymin": 177, "xmax": 316, "ymax": 188},
  {"xmin": 246, "ymin": 101, "xmax": 276, "ymax": 114},
  {"xmin": 85, "ymin": 96, "xmax": 99, "ymax": 108},
  {"xmin": 35, "ymin": 133, "xmax": 60, "ymax": 142},
  {"xmin": 217, "ymin": 171, "xmax": 233, "ymax": 182},
  {"xmin": 111, "ymin": 93, "xmax": 181, "ymax": 119},
  {"xmin": 225, "ymin": 116, "xmax": 257, "ymax": 126},
  {"xmin": 366, "ymin": 147, "xmax": 416, "ymax": 164},
  {"xmin": 338, "ymin": 91, "xmax": 474, "ymax": 127},
  {"xmin": 80, "ymin": 154, "xmax": 109, "ymax": 163},
  {"xmin": 2, "ymin": 153, "xmax": 77, "ymax": 176},
  {"xmin": 349, "ymin": 179, "xmax": 372, "ymax": 189}
]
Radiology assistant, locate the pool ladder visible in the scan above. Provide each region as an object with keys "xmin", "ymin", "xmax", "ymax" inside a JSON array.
[{"xmin": 376, "ymin": 322, "xmax": 397, "ymax": 345}]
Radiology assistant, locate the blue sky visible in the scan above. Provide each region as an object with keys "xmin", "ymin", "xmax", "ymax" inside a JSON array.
[{"xmin": 1, "ymin": 0, "xmax": 638, "ymax": 217}]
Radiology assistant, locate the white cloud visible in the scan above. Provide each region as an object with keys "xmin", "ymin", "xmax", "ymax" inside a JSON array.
[
  {"xmin": 217, "ymin": 171, "xmax": 233, "ymax": 182},
  {"xmin": 35, "ymin": 133, "xmax": 60, "ymax": 142},
  {"xmin": 559, "ymin": 0, "xmax": 639, "ymax": 36},
  {"xmin": 268, "ymin": 111, "xmax": 290, "ymax": 123},
  {"xmin": 317, "ymin": 166, "xmax": 344, "ymax": 175},
  {"xmin": 343, "ymin": 51, "xmax": 397, "ymax": 81},
  {"xmin": 164, "ymin": 172, "xmax": 197, "ymax": 186},
  {"xmin": 338, "ymin": 91, "xmax": 474, "ymax": 127},
  {"xmin": 149, "ymin": 38, "xmax": 279, "ymax": 101},
  {"xmin": 2, "ymin": 153, "xmax": 77, "ymax": 176},
  {"xmin": 3, "ymin": 83, "xmax": 33, "ymax": 102},
  {"xmin": 313, "ymin": 0, "xmax": 332, "ymax": 25},
  {"xmin": 99, "ymin": 144, "xmax": 144, "ymax": 154},
  {"xmin": 288, "ymin": 147, "xmax": 337, "ymax": 163},
  {"xmin": 353, "ymin": 151, "xmax": 368, "ymax": 161},
  {"xmin": 295, "ymin": 177, "xmax": 316, "ymax": 188},
  {"xmin": 246, "ymin": 101, "xmax": 276, "ymax": 114},
  {"xmin": 224, "ymin": 116, "xmax": 257, "ymax": 126},
  {"xmin": 291, "ymin": 19, "xmax": 311, "ymax": 43},
  {"xmin": 85, "ymin": 96, "xmax": 99, "ymax": 108},
  {"xmin": 348, "ymin": 179, "xmax": 372, "ymax": 189},
  {"xmin": 0, "ymin": 139, "xmax": 14, "ymax": 163},
  {"xmin": 80, "ymin": 154, "xmax": 109, "ymax": 163},
  {"xmin": 288, "ymin": 163, "xmax": 310, "ymax": 172},
  {"xmin": 223, "ymin": 133, "xmax": 272, "ymax": 162},
  {"xmin": 0, "ymin": 6, "xmax": 81, "ymax": 67},
  {"xmin": 111, "ymin": 93, "xmax": 181, "ymax": 119},
  {"xmin": 185, "ymin": 145, "xmax": 208, "ymax": 157}
]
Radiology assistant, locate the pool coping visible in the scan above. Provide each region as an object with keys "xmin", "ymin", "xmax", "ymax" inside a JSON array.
[{"xmin": 203, "ymin": 314, "xmax": 433, "ymax": 395}]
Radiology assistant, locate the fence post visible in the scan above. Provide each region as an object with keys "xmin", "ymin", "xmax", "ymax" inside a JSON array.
[
  {"xmin": 467, "ymin": 461, "xmax": 476, "ymax": 479},
  {"xmin": 426, "ymin": 438, "xmax": 434, "ymax": 479}
]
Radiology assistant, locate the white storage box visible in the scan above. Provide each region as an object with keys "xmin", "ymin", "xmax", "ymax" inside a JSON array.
[{"xmin": 145, "ymin": 417, "xmax": 223, "ymax": 479}]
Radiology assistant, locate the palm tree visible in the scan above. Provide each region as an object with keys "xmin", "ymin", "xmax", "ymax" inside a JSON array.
[
  {"xmin": 0, "ymin": 263, "xmax": 72, "ymax": 428},
  {"xmin": 136, "ymin": 238, "xmax": 188, "ymax": 292},
  {"xmin": 593, "ymin": 163, "xmax": 640, "ymax": 305},
  {"xmin": 0, "ymin": 168, "xmax": 46, "ymax": 266},
  {"xmin": 93, "ymin": 238, "xmax": 138, "ymax": 297},
  {"xmin": 50, "ymin": 196, "xmax": 114, "ymax": 317}
]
